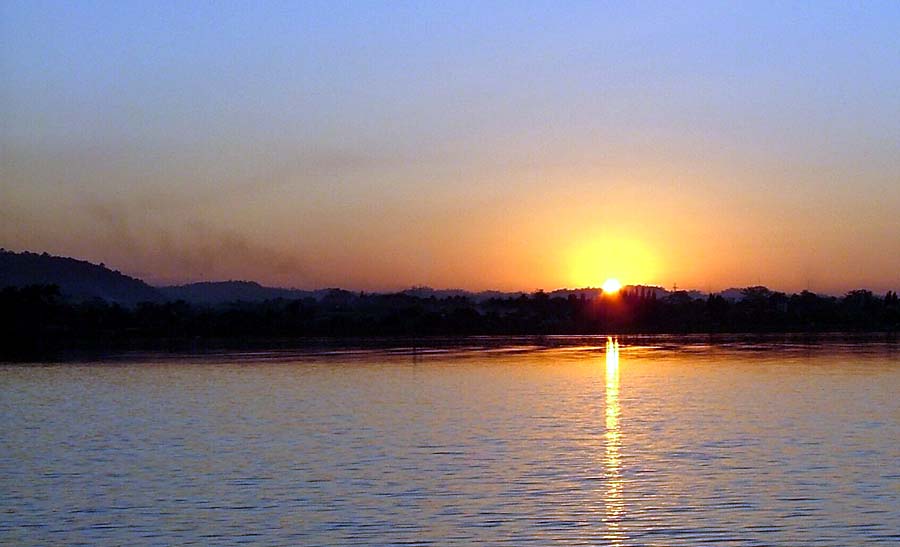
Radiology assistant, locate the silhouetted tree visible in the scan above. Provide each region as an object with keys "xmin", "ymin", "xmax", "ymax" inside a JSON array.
[{"xmin": 1, "ymin": 283, "xmax": 897, "ymax": 359}]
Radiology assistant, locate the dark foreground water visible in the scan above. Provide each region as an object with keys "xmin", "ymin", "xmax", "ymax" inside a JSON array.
[{"xmin": 2, "ymin": 337, "xmax": 899, "ymax": 546}]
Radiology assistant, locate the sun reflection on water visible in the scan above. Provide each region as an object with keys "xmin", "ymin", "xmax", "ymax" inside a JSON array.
[{"xmin": 604, "ymin": 336, "xmax": 624, "ymax": 543}]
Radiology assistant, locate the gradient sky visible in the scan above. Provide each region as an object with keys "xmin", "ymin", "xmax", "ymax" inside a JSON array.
[{"xmin": 2, "ymin": 1, "xmax": 899, "ymax": 293}]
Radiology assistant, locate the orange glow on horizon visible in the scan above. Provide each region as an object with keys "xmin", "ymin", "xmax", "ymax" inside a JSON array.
[{"xmin": 568, "ymin": 236, "xmax": 659, "ymax": 289}]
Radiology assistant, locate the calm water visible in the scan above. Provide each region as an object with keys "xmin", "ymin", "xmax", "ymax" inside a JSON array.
[{"xmin": 2, "ymin": 337, "xmax": 899, "ymax": 545}]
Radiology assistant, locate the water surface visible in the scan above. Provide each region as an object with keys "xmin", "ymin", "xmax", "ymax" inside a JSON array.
[{"xmin": 2, "ymin": 337, "xmax": 899, "ymax": 545}]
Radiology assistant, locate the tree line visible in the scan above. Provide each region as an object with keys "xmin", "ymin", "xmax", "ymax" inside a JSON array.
[{"xmin": 1, "ymin": 284, "xmax": 898, "ymax": 359}]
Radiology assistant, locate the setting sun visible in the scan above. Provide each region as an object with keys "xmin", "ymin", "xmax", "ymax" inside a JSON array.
[
  {"xmin": 566, "ymin": 237, "xmax": 659, "ymax": 289},
  {"xmin": 602, "ymin": 278, "xmax": 623, "ymax": 294}
]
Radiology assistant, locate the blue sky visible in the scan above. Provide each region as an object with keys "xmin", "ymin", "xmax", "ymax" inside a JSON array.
[{"xmin": 2, "ymin": 1, "xmax": 899, "ymax": 291}]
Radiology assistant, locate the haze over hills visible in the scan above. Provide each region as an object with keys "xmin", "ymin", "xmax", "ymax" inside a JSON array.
[
  {"xmin": 159, "ymin": 281, "xmax": 319, "ymax": 306},
  {"xmin": 0, "ymin": 250, "xmax": 643, "ymax": 305},
  {"xmin": 0, "ymin": 250, "xmax": 531, "ymax": 305},
  {"xmin": 0, "ymin": 249, "xmax": 162, "ymax": 306},
  {"xmin": 0, "ymin": 250, "xmax": 327, "ymax": 305},
  {"xmin": 0, "ymin": 248, "xmax": 858, "ymax": 306},
  {"xmin": 2, "ymin": 249, "xmax": 898, "ymax": 355}
]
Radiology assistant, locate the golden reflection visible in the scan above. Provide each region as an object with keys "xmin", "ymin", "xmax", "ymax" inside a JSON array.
[{"xmin": 604, "ymin": 336, "xmax": 624, "ymax": 543}]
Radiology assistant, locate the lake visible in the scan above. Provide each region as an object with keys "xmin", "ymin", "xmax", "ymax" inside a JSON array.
[{"xmin": 2, "ymin": 336, "xmax": 899, "ymax": 545}]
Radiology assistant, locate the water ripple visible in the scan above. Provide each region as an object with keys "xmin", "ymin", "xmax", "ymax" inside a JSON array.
[{"xmin": 2, "ymin": 338, "xmax": 899, "ymax": 545}]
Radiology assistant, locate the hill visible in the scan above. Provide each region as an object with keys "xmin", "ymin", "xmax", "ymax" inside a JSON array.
[
  {"xmin": 0, "ymin": 249, "xmax": 162, "ymax": 305},
  {"xmin": 159, "ymin": 281, "xmax": 317, "ymax": 305}
]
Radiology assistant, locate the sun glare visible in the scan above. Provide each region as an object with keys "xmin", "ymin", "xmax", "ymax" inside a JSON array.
[
  {"xmin": 602, "ymin": 278, "xmax": 622, "ymax": 294},
  {"xmin": 566, "ymin": 237, "xmax": 658, "ymax": 289}
]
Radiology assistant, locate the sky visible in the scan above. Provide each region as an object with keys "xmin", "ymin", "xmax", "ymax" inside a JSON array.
[{"xmin": 2, "ymin": 1, "xmax": 899, "ymax": 293}]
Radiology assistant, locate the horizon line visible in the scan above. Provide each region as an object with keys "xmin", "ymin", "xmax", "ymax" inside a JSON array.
[{"xmin": 3, "ymin": 248, "xmax": 895, "ymax": 298}]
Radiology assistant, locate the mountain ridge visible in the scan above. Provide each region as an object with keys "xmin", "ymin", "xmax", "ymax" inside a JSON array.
[
  {"xmin": 0, "ymin": 249, "xmax": 162, "ymax": 305},
  {"xmin": 1, "ymin": 248, "xmax": 848, "ymax": 305}
]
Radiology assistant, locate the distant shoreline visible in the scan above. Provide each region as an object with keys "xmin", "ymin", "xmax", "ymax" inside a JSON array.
[{"xmin": 3, "ymin": 251, "xmax": 898, "ymax": 361}]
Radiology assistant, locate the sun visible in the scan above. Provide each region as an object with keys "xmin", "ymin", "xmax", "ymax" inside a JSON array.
[
  {"xmin": 602, "ymin": 278, "xmax": 622, "ymax": 294},
  {"xmin": 566, "ymin": 236, "xmax": 658, "ymax": 289}
]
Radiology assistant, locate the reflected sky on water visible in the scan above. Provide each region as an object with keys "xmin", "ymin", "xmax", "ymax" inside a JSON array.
[{"xmin": 2, "ymin": 337, "xmax": 899, "ymax": 545}]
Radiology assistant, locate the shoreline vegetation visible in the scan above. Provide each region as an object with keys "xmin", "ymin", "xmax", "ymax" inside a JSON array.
[{"xmin": 2, "ymin": 283, "xmax": 897, "ymax": 361}]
